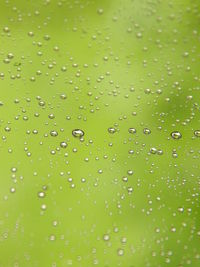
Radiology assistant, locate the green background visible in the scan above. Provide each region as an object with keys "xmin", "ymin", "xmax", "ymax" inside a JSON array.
[{"xmin": 0, "ymin": 0, "xmax": 200, "ymax": 266}]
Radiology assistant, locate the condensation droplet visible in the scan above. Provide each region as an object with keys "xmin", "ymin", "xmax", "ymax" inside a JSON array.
[
  {"xmin": 117, "ymin": 248, "xmax": 124, "ymax": 256},
  {"xmin": 38, "ymin": 192, "xmax": 45, "ymax": 198},
  {"xmin": 143, "ymin": 128, "xmax": 151, "ymax": 135},
  {"xmin": 194, "ymin": 130, "xmax": 200, "ymax": 137},
  {"xmin": 103, "ymin": 234, "xmax": 110, "ymax": 241},
  {"xmin": 108, "ymin": 127, "xmax": 116, "ymax": 134},
  {"xmin": 60, "ymin": 142, "xmax": 68, "ymax": 148},
  {"xmin": 128, "ymin": 128, "xmax": 136, "ymax": 134},
  {"xmin": 171, "ymin": 131, "xmax": 182, "ymax": 140},
  {"xmin": 50, "ymin": 130, "xmax": 58, "ymax": 137},
  {"xmin": 72, "ymin": 129, "xmax": 84, "ymax": 138}
]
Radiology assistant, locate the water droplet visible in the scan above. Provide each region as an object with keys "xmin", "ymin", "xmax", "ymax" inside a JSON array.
[
  {"xmin": 108, "ymin": 127, "xmax": 116, "ymax": 134},
  {"xmin": 171, "ymin": 131, "xmax": 182, "ymax": 140},
  {"xmin": 10, "ymin": 187, "xmax": 16, "ymax": 193},
  {"xmin": 60, "ymin": 141, "xmax": 67, "ymax": 148},
  {"xmin": 127, "ymin": 187, "xmax": 133, "ymax": 194},
  {"xmin": 150, "ymin": 148, "xmax": 157, "ymax": 154},
  {"xmin": 72, "ymin": 129, "xmax": 84, "ymax": 138},
  {"xmin": 48, "ymin": 114, "xmax": 55, "ymax": 119},
  {"xmin": 103, "ymin": 234, "xmax": 110, "ymax": 241},
  {"xmin": 28, "ymin": 31, "xmax": 34, "ymax": 37},
  {"xmin": 127, "ymin": 170, "xmax": 133, "ymax": 175},
  {"xmin": 121, "ymin": 237, "xmax": 127, "ymax": 244},
  {"xmin": 60, "ymin": 94, "xmax": 67, "ymax": 100},
  {"xmin": 3, "ymin": 26, "xmax": 10, "ymax": 33},
  {"xmin": 122, "ymin": 177, "xmax": 128, "ymax": 182},
  {"xmin": 41, "ymin": 204, "xmax": 47, "ymax": 210},
  {"xmin": 49, "ymin": 235, "xmax": 56, "ymax": 241},
  {"xmin": 117, "ymin": 248, "xmax": 124, "ymax": 256},
  {"xmin": 143, "ymin": 128, "xmax": 151, "ymax": 135},
  {"xmin": 194, "ymin": 130, "xmax": 200, "ymax": 137},
  {"xmin": 128, "ymin": 128, "xmax": 136, "ymax": 134},
  {"xmin": 11, "ymin": 167, "xmax": 17, "ymax": 173},
  {"xmin": 97, "ymin": 8, "xmax": 104, "ymax": 15},
  {"xmin": 50, "ymin": 130, "xmax": 58, "ymax": 137},
  {"xmin": 38, "ymin": 192, "xmax": 45, "ymax": 198}
]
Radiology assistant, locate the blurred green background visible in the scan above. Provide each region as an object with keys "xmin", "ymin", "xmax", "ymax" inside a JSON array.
[{"xmin": 0, "ymin": 0, "xmax": 200, "ymax": 266}]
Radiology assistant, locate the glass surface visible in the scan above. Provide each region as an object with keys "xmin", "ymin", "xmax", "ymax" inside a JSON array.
[{"xmin": 0, "ymin": 0, "xmax": 200, "ymax": 266}]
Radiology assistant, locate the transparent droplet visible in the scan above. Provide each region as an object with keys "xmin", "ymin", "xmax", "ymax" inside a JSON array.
[
  {"xmin": 5, "ymin": 126, "xmax": 11, "ymax": 132},
  {"xmin": 41, "ymin": 204, "xmax": 47, "ymax": 210},
  {"xmin": 157, "ymin": 149, "xmax": 163, "ymax": 155},
  {"xmin": 97, "ymin": 8, "xmax": 104, "ymax": 15},
  {"xmin": 150, "ymin": 148, "xmax": 157, "ymax": 154},
  {"xmin": 122, "ymin": 177, "xmax": 128, "ymax": 182},
  {"xmin": 108, "ymin": 127, "xmax": 116, "ymax": 134},
  {"xmin": 10, "ymin": 187, "xmax": 16, "ymax": 193},
  {"xmin": 128, "ymin": 128, "xmax": 136, "ymax": 134},
  {"xmin": 171, "ymin": 131, "xmax": 182, "ymax": 140},
  {"xmin": 143, "ymin": 128, "xmax": 151, "ymax": 135},
  {"xmin": 28, "ymin": 31, "xmax": 34, "ymax": 37},
  {"xmin": 48, "ymin": 114, "xmax": 55, "ymax": 119},
  {"xmin": 11, "ymin": 167, "xmax": 17, "ymax": 173},
  {"xmin": 60, "ymin": 94, "xmax": 67, "ymax": 100},
  {"xmin": 3, "ymin": 26, "xmax": 10, "ymax": 33},
  {"xmin": 72, "ymin": 129, "xmax": 84, "ymax": 138},
  {"xmin": 127, "ymin": 187, "xmax": 133, "ymax": 194},
  {"xmin": 127, "ymin": 170, "xmax": 133, "ymax": 175},
  {"xmin": 60, "ymin": 141, "xmax": 67, "ymax": 148},
  {"xmin": 38, "ymin": 192, "xmax": 45, "ymax": 198},
  {"xmin": 38, "ymin": 101, "xmax": 45, "ymax": 107},
  {"xmin": 117, "ymin": 248, "xmax": 124, "ymax": 256},
  {"xmin": 50, "ymin": 130, "xmax": 58, "ymax": 137},
  {"xmin": 103, "ymin": 234, "xmax": 110, "ymax": 241},
  {"xmin": 49, "ymin": 235, "xmax": 56, "ymax": 241},
  {"xmin": 194, "ymin": 130, "xmax": 200, "ymax": 137}
]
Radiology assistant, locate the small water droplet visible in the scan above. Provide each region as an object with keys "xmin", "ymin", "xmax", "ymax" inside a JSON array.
[
  {"xmin": 103, "ymin": 234, "xmax": 110, "ymax": 241},
  {"xmin": 117, "ymin": 248, "xmax": 124, "ymax": 256},
  {"xmin": 108, "ymin": 127, "xmax": 116, "ymax": 134},
  {"xmin": 72, "ymin": 129, "xmax": 84, "ymax": 138},
  {"xmin": 128, "ymin": 128, "xmax": 136, "ymax": 134},
  {"xmin": 50, "ymin": 130, "xmax": 58, "ymax": 137},
  {"xmin": 143, "ymin": 128, "xmax": 151, "ymax": 135},
  {"xmin": 38, "ymin": 192, "xmax": 45, "ymax": 198},
  {"xmin": 60, "ymin": 141, "xmax": 67, "ymax": 148},
  {"xmin": 171, "ymin": 131, "xmax": 182, "ymax": 140},
  {"xmin": 194, "ymin": 130, "xmax": 200, "ymax": 137}
]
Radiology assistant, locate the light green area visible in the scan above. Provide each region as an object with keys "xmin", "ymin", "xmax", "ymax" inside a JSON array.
[{"xmin": 0, "ymin": 0, "xmax": 200, "ymax": 266}]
